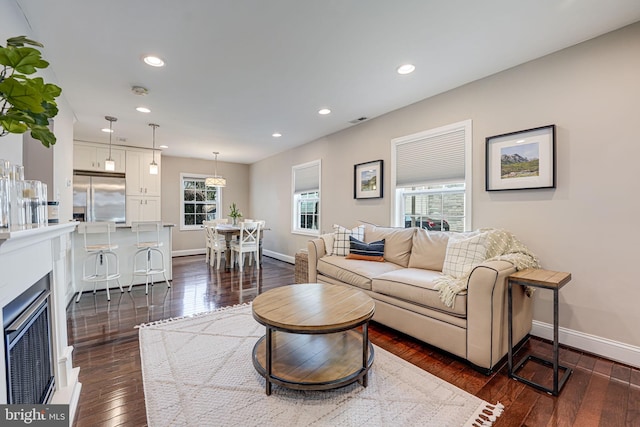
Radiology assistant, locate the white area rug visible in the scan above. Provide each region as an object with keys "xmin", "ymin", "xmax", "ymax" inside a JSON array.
[{"xmin": 138, "ymin": 304, "xmax": 503, "ymax": 427}]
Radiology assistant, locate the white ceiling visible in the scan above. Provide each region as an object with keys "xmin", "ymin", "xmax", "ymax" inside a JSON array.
[{"xmin": 13, "ymin": 0, "xmax": 640, "ymax": 164}]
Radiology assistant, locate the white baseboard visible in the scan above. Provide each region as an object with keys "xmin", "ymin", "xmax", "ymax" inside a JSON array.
[
  {"xmin": 172, "ymin": 248, "xmax": 206, "ymax": 257},
  {"xmin": 263, "ymin": 249, "xmax": 295, "ymax": 264},
  {"xmin": 531, "ymin": 320, "xmax": 640, "ymax": 369},
  {"xmin": 171, "ymin": 248, "xmax": 295, "ymax": 264}
]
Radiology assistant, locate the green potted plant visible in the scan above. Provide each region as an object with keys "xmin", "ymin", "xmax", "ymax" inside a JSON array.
[
  {"xmin": 229, "ymin": 202, "xmax": 242, "ymax": 225},
  {"xmin": 0, "ymin": 36, "xmax": 62, "ymax": 147}
]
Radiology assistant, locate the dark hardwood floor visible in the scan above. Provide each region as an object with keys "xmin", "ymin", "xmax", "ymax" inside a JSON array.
[{"xmin": 68, "ymin": 255, "xmax": 640, "ymax": 427}]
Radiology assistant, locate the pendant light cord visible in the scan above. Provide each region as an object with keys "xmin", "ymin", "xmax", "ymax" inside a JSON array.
[
  {"xmin": 150, "ymin": 123, "xmax": 158, "ymax": 162},
  {"xmin": 105, "ymin": 116, "xmax": 117, "ymax": 161}
]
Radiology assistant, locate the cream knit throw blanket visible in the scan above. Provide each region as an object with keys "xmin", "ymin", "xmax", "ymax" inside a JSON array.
[{"xmin": 434, "ymin": 228, "xmax": 540, "ymax": 308}]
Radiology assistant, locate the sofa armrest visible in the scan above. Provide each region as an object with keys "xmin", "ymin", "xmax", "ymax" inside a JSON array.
[
  {"xmin": 307, "ymin": 238, "xmax": 326, "ymax": 282},
  {"xmin": 466, "ymin": 260, "xmax": 532, "ymax": 370}
]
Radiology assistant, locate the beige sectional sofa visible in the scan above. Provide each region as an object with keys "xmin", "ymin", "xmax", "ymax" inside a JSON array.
[{"xmin": 307, "ymin": 223, "xmax": 533, "ymax": 373}]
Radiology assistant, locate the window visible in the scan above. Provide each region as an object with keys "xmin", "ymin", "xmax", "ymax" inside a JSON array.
[
  {"xmin": 180, "ymin": 173, "xmax": 221, "ymax": 230},
  {"xmin": 391, "ymin": 120, "xmax": 472, "ymax": 232},
  {"xmin": 292, "ymin": 160, "xmax": 321, "ymax": 235}
]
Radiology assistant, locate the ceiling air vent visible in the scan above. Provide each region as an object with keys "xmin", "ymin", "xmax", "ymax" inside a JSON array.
[{"xmin": 348, "ymin": 117, "xmax": 368, "ymax": 124}]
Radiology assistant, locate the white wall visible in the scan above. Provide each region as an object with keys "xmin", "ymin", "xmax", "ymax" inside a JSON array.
[
  {"xmin": 0, "ymin": 2, "xmax": 75, "ymax": 222},
  {"xmin": 0, "ymin": 3, "xmax": 28, "ymax": 164},
  {"xmin": 250, "ymin": 22, "xmax": 640, "ymax": 359}
]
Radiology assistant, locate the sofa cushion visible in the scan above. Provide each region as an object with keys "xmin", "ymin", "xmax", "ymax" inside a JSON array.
[
  {"xmin": 372, "ymin": 268, "xmax": 467, "ymax": 317},
  {"xmin": 362, "ymin": 224, "xmax": 414, "ymax": 267},
  {"xmin": 333, "ymin": 224, "xmax": 365, "ymax": 256},
  {"xmin": 442, "ymin": 232, "xmax": 489, "ymax": 278},
  {"xmin": 408, "ymin": 229, "xmax": 450, "ymax": 272},
  {"xmin": 317, "ymin": 255, "xmax": 403, "ymax": 291},
  {"xmin": 346, "ymin": 236, "xmax": 385, "ymax": 262}
]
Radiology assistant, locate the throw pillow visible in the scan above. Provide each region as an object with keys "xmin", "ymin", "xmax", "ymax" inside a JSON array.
[
  {"xmin": 442, "ymin": 231, "xmax": 489, "ymax": 278},
  {"xmin": 346, "ymin": 236, "xmax": 385, "ymax": 262},
  {"xmin": 332, "ymin": 224, "xmax": 365, "ymax": 256}
]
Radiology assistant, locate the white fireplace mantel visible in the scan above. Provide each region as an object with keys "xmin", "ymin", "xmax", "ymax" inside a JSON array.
[{"xmin": 0, "ymin": 222, "xmax": 81, "ymax": 424}]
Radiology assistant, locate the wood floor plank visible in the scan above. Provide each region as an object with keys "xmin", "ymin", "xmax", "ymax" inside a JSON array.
[
  {"xmin": 67, "ymin": 255, "xmax": 639, "ymax": 427},
  {"xmin": 573, "ymin": 369, "xmax": 614, "ymax": 427},
  {"xmin": 627, "ymin": 379, "xmax": 640, "ymax": 427},
  {"xmin": 600, "ymin": 376, "xmax": 629, "ymax": 426}
]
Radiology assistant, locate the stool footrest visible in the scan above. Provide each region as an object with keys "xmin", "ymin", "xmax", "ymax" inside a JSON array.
[
  {"xmin": 83, "ymin": 273, "xmax": 121, "ymax": 281},
  {"xmin": 133, "ymin": 268, "xmax": 166, "ymax": 275},
  {"xmin": 509, "ymin": 354, "xmax": 572, "ymax": 396}
]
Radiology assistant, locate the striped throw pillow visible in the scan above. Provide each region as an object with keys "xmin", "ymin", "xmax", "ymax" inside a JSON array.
[{"xmin": 346, "ymin": 236, "xmax": 385, "ymax": 262}]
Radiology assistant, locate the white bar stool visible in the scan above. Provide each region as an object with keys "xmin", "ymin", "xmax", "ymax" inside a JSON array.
[
  {"xmin": 76, "ymin": 221, "xmax": 123, "ymax": 302},
  {"xmin": 128, "ymin": 221, "xmax": 171, "ymax": 294}
]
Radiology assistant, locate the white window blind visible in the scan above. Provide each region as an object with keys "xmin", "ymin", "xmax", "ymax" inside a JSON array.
[
  {"xmin": 294, "ymin": 162, "xmax": 320, "ymax": 193},
  {"xmin": 395, "ymin": 128, "xmax": 465, "ymax": 187}
]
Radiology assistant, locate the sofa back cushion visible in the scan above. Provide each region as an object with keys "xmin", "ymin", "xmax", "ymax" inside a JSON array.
[
  {"xmin": 362, "ymin": 224, "xmax": 414, "ymax": 267},
  {"xmin": 320, "ymin": 232, "xmax": 335, "ymax": 255},
  {"xmin": 408, "ymin": 229, "xmax": 450, "ymax": 271}
]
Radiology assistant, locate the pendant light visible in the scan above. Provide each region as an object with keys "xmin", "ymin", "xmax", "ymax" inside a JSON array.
[
  {"xmin": 149, "ymin": 123, "xmax": 159, "ymax": 175},
  {"xmin": 205, "ymin": 152, "xmax": 226, "ymax": 187},
  {"xmin": 104, "ymin": 116, "xmax": 117, "ymax": 171}
]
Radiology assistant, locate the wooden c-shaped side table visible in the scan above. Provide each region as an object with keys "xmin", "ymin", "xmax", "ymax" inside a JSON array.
[{"xmin": 508, "ymin": 268, "xmax": 572, "ymax": 396}]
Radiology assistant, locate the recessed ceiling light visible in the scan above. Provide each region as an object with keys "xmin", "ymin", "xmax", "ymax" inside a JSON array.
[
  {"xmin": 101, "ymin": 128, "xmax": 114, "ymax": 133},
  {"xmin": 318, "ymin": 108, "xmax": 331, "ymax": 115},
  {"xmin": 272, "ymin": 132, "xmax": 282, "ymax": 138},
  {"xmin": 159, "ymin": 145, "xmax": 168, "ymax": 149},
  {"xmin": 143, "ymin": 55, "xmax": 165, "ymax": 67},
  {"xmin": 397, "ymin": 64, "xmax": 415, "ymax": 75},
  {"xmin": 136, "ymin": 107, "xmax": 151, "ymax": 113}
]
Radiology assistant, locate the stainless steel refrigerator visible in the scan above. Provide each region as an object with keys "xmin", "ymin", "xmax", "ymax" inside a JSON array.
[{"xmin": 73, "ymin": 172, "xmax": 126, "ymax": 223}]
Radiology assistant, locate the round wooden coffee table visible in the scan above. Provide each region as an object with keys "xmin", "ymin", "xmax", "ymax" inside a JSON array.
[{"xmin": 251, "ymin": 283, "xmax": 375, "ymax": 395}]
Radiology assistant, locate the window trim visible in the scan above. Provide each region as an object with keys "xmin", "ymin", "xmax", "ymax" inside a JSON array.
[
  {"xmin": 291, "ymin": 159, "xmax": 321, "ymax": 236},
  {"xmin": 179, "ymin": 172, "xmax": 222, "ymax": 231},
  {"xmin": 390, "ymin": 120, "xmax": 472, "ymax": 231}
]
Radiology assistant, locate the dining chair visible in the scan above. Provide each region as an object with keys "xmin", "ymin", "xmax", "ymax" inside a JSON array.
[
  {"xmin": 202, "ymin": 220, "xmax": 215, "ymax": 265},
  {"xmin": 230, "ymin": 220, "xmax": 261, "ymax": 271},
  {"xmin": 206, "ymin": 223, "xmax": 227, "ymax": 269},
  {"xmin": 203, "ymin": 219, "xmax": 227, "ymax": 265}
]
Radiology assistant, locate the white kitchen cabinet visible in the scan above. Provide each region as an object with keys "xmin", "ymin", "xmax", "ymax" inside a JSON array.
[
  {"xmin": 126, "ymin": 196, "xmax": 161, "ymax": 224},
  {"xmin": 125, "ymin": 150, "xmax": 161, "ymax": 196},
  {"xmin": 74, "ymin": 142, "xmax": 125, "ymax": 173}
]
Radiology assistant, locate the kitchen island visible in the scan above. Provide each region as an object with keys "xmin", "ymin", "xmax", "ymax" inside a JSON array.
[{"xmin": 72, "ymin": 223, "xmax": 174, "ymax": 300}]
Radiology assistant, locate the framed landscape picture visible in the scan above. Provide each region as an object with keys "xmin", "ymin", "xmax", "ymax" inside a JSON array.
[
  {"xmin": 354, "ymin": 160, "xmax": 383, "ymax": 199},
  {"xmin": 485, "ymin": 125, "xmax": 556, "ymax": 191}
]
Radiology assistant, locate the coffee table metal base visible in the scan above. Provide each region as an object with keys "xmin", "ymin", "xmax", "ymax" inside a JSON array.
[{"xmin": 252, "ymin": 328, "xmax": 374, "ymax": 394}]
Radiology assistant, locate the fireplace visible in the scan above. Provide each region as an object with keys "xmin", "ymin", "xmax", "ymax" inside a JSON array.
[
  {"xmin": 3, "ymin": 273, "xmax": 54, "ymax": 404},
  {"xmin": 0, "ymin": 222, "xmax": 80, "ymax": 421}
]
